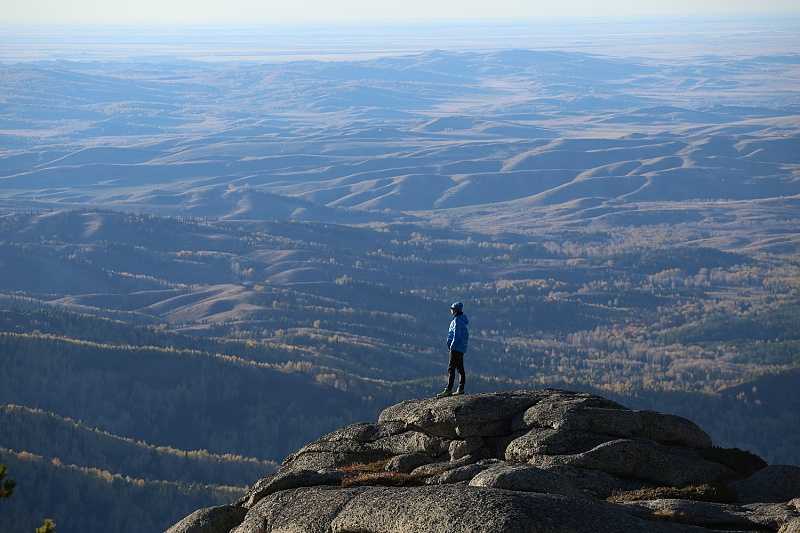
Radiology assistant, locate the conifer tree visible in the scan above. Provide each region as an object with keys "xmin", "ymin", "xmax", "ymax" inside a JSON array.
[
  {"xmin": 2, "ymin": 464, "xmax": 56, "ymax": 532},
  {"xmin": 0, "ymin": 464, "xmax": 15, "ymax": 498},
  {"xmin": 35, "ymin": 519, "xmax": 56, "ymax": 533}
]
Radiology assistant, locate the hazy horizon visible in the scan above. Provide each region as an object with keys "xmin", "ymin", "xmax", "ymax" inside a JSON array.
[
  {"xmin": 2, "ymin": 16, "xmax": 799, "ymax": 63},
  {"xmin": 3, "ymin": 0, "xmax": 800, "ymax": 25}
]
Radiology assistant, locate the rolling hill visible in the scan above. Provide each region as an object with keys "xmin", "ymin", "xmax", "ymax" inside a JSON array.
[{"xmin": 1, "ymin": 45, "xmax": 799, "ymax": 533}]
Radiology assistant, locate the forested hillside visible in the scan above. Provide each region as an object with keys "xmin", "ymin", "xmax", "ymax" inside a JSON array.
[
  {"xmin": 0, "ymin": 405, "xmax": 275, "ymax": 486},
  {"xmin": 0, "ymin": 332, "xmax": 378, "ymax": 459},
  {"xmin": 0, "ymin": 449, "xmax": 239, "ymax": 533}
]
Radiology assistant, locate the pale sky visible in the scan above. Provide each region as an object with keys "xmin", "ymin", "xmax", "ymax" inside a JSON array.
[{"xmin": 3, "ymin": 0, "xmax": 800, "ymax": 25}]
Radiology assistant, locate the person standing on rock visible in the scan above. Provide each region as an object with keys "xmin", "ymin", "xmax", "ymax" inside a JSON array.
[{"xmin": 438, "ymin": 301, "xmax": 469, "ymax": 397}]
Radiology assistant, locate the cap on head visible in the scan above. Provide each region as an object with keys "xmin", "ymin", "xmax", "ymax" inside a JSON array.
[{"xmin": 450, "ymin": 301, "xmax": 464, "ymax": 313}]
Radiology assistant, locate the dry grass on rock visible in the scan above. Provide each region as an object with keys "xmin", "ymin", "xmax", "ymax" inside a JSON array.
[
  {"xmin": 338, "ymin": 460, "xmax": 390, "ymax": 475},
  {"xmin": 608, "ymin": 483, "xmax": 736, "ymax": 504},
  {"xmin": 338, "ymin": 460, "xmax": 449, "ymax": 488}
]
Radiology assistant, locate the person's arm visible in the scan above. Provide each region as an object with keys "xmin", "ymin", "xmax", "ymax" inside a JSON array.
[
  {"xmin": 451, "ymin": 318, "xmax": 463, "ymax": 349},
  {"xmin": 447, "ymin": 320, "xmax": 455, "ymax": 349}
]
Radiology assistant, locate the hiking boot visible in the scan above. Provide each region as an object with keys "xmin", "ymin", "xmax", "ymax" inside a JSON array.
[
  {"xmin": 436, "ymin": 388, "xmax": 452, "ymax": 398},
  {"xmin": 454, "ymin": 386, "xmax": 465, "ymax": 396}
]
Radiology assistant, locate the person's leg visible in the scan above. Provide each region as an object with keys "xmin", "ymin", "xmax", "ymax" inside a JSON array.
[
  {"xmin": 446, "ymin": 350, "xmax": 457, "ymax": 391},
  {"xmin": 454, "ymin": 351, "xmax": 465, "ymax": 393},
  {"xmin": 456, "ymin": 352, "xmax": 465, "ymax": 392}
]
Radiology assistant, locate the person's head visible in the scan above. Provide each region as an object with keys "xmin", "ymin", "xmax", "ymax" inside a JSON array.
[{"xmin": 450, "ymin": 301, "xmax": 464, "ymax": 315}]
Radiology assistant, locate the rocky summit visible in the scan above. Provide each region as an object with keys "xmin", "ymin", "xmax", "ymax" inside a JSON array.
[{"xmin": 168, "ymin": 389, "xmax": 800, "ymax": 533}]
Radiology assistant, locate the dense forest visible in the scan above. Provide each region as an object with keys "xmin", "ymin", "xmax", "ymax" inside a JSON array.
[
  {"xmin": 0, "ymin": 405, "xmax": 275, "ymax": 486},
  {"xmin": 0, "ymin": 449, "xmax": 238, "ymax": 533}
]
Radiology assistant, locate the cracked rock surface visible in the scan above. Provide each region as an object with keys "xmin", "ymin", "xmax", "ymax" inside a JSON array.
[{"xmin": 168, "ymin": 389, "xmax": 800, "ymax": 533}]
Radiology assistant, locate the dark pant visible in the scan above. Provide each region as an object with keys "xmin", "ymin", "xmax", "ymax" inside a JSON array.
[{"xmin": 447, "ymin": 350, "xmax": 465, "ymax": 391}]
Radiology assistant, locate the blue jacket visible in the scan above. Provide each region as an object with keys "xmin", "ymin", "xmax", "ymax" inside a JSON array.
[{"xmin": 447, "ymin": 313, "xmax": 469, "ymax": 353}]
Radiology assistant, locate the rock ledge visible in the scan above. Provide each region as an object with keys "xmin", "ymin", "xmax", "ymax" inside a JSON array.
[{"xmin": 168, "ymin": 389, "xmax": 799, "ymax": 533}]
